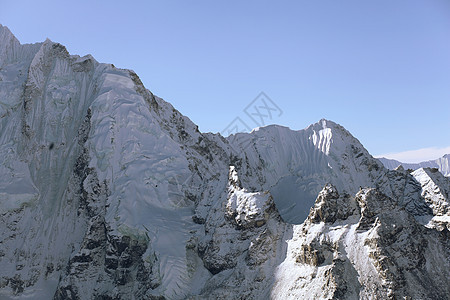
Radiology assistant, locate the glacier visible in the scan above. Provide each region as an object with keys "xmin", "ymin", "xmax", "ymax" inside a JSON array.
[{"xmin": 0, "ymin": 24, "xmax": 449, "ymax": 299}]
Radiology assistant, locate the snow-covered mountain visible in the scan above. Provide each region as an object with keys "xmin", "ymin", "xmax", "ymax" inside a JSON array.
[
  {"xmin": 0, "ymin": 25, "xmax": 449, "ymax": 299},
  {"xmin": 378, "ymin": 155, "xmax": 450, "ymax": 176}
]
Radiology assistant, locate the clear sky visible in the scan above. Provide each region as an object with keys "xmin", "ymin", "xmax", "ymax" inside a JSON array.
[{"xmin": 1, "ymin": 0, "xmax": 449, "ymax": 162}]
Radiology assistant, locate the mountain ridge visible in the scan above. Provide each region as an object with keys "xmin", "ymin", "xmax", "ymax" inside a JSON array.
[
  {"xmin": 0, "ymin": 26, "xmax": 449, "ymax": 299},
  {"xmin": 378, "ymin": 155, "xmax": 450, "ymax": 177}
]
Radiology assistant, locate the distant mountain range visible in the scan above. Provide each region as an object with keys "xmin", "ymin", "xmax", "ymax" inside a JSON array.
[{"xmin": 377, "ymin": 154, "xmax": 450, "ymax": 176}]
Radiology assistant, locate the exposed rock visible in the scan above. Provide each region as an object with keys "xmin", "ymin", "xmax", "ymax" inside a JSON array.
[
  {"xmin": 1, "ymin": 26, "xmax": 449, "ymax": 300},
  {"xmin": 412, "ymin": 167, "xmax": 450, "ymax": 230},
  {"xmin": 226, "ymin": 166, "xmax": 277, "ymax": 229},
  {"xmin": 307, "ymin": 184, "xmax": 357, "ymax": 224},
  {"xmin": 272, "ymin": 186, "xmax": 450, "ymax": 299}
]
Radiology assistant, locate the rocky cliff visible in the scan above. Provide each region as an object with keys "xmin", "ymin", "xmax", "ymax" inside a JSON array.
[{"xmin": 0, "ymin": 25, "xmax": 448, "ymax": 299}]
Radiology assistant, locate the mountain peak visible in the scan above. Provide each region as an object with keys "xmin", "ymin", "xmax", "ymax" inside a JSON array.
[
  {"xmin": 0, "ymin": 24, "xmax": 21, "ymax": 65},
  {"xmin": 307, "ymin": 118, "xmax": 348, "ymax": 134},
  {"xmin": 1, "ymin": 25, "xmax": 448, "ymax": 299},
  {"xmin": 318, "ymin": 118, "xmax": 336, "ymax": 127},
  {"xmin": 0, "ymin": 24, "xmax": 15, "ymax": 40}
]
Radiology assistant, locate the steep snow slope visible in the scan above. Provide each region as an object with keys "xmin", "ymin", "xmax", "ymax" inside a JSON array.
[
  {"xmin": 1, "ymin": 25, "xmax": 448, "ymax": 299},
  {"xmin": 224, "ymin": 121, "xmax": 431, "ymax": 224},
  {"xmin": 0, "ymin": 24, "xmax": 226, "ymax": 299},
  {"xmin": 378, "ymin": 155, "xmax": 450, "ymax": 176}
]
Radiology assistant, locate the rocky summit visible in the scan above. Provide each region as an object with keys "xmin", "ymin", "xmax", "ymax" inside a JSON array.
[{"xmin": 0, "ymin": 25, "xmax": 449, "ymax": 299}]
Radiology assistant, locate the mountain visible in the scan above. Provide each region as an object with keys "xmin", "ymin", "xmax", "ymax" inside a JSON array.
[
  {"xmin": 378, "ymin": 155, "xmax": 450, "ymax": 176},
  {"xmin": 0, "ymin": 25, "xmax": 449, "ymax": 299},
  {"xmin": 411, "ymin": 167, "xmax": 450, "ymax": 231}
]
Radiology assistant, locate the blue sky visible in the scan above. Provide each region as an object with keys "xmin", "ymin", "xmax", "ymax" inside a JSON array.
[{"xmin": 1, "ymin": 0, "xmax": 449, "ymax": 162}]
